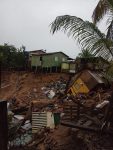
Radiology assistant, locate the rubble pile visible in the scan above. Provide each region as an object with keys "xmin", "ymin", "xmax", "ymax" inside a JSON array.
[
  {"xmin": 62, "ymin": 89, "xmax": 112, "ymax": 126},
  {"xmin": 41, "ymin": 76, "xmax": 67, "ymax": 99},
  {"xmin": 2, "ymin": 71, "xmax": 113, "ymax": 150},
  {"xmin": 27, "ymin": 128, "xmax": 50, "ymax": 148},
  {"xmin": 30, "ymin": 80, "xmax": 113, "ymax": 150},
  {"xmin": 1, "ymin": 72, "xmax": 69, "ymax": 110},
  {"xmin": 8, "ymin": 116, "xmax": 32, "ymax": 149},
  {"xmin": 60, "ymin": 88, "xmax": 113, "ymax": 150},
  {"xmin": 3, "ymin": 72, "xmax": 69, "ymax": 149}
]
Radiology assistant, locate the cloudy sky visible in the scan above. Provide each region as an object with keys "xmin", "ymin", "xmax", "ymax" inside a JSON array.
[{"xmin": 0, "ymin": 0, "xmax": 107, "ymax": 58}]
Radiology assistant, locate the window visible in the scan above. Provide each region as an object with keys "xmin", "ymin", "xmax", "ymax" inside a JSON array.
[
  {"xmin": 74, "ymin": 82, "xmax": 80, "ymax": 90},
  {"xmin": 62, "ymin": 58, "xmax": 65, "ymax": 62},
  {"xmin": 40, "ymin": 56, "xmax": 42, "ymax": 61},
  {"xmin": 55, "ymin": 56, "xmax": 58, "ymax": 61}
]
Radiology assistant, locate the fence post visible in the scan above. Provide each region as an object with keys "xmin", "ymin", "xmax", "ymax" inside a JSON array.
[{"xmin": 0, "ymin": 100, "xmax": 8, "ymax": 150}]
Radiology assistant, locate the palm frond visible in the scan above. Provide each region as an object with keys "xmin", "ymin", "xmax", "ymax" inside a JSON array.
[
  {"xmin": 50, "ymin": 15, "xmax": 113, "ymax": 60},
  {"xmin": 106, "ymin": 20, "xmax": 113, "ymax": 39},
  {"xmin": 92, "ymin": 0, "xmax": 113, "ymax": 24},
  {"xmin": 92, "ymin": 38, "xmax": 113, "ymax": 59}
]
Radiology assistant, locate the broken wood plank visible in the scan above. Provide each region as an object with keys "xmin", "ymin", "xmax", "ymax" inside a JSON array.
[{"xmin": 61, "ymin": 121, "xmax": 113, "ymax": 135}]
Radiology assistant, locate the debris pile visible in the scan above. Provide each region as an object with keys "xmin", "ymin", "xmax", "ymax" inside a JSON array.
[
  {"xmin": 62, "ymin": 88, "xmax": 112, "ymax": 127},
  {"xmin": 41, "ymin": 76, "xmax": 67, "ymax": 99},
  {"xmin": 2, "ymin": 71, "xmax": 113, "ymax": 150}
]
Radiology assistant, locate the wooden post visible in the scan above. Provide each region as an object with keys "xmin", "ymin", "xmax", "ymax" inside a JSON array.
[
  {"xmin": 50, "ymin": 67, "xmax": 52, "ymax": 73},
  {"xmin": 0, "ymin": 100, "xmax": 8, "ymax": 150},
  {"xmin": 56, "ymin": 66, "xmax": 57, "ymax": 73},
  {"xmin": 70, "ymin": 106, "xmax": 72, "ymax": 121},
  {"xmin": 77, "ymin": 102, "xmax": 80, "ymax": 120}
]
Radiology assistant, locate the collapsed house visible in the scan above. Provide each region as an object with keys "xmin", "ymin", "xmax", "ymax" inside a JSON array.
[
  {"xmin": 60, "ymin": 69, "xmax": 113, "ymax": 141},
  {"xmin": 67, "ymin": 69, "xmax": 108, "ymax": 95}
]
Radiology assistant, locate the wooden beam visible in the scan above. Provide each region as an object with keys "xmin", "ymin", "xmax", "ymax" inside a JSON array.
[{"xmin": 61, "ymin": 121, "xmax": 113, "ymax": 135}]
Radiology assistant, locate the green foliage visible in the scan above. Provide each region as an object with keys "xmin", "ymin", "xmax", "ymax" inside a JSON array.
[
  {"xmin": 92, "ymin": 0, "xmax": 113, "ymax": 39},
  {"xmin": 77, "ymin": 49, "xmax": 95, "ymax": 58},
  {"xmin": 92, "ymin": 0, "xmax": 113, "ymax": 24},
  {"xmin": 50, "ymin": 15, "xmax": 113, "ymax": 60},
  {"xmin": 0, "ymin": 43, "xmax": 26, "ymax": 70},
  {"xmin": 104, "ymin": 61, "xmax": 113, "ymax": 81}
]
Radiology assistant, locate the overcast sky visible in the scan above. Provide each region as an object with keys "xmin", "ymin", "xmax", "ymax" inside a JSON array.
[{"xmin": 0, "ymin": 0, "xmax": 107, "ymax": 58}]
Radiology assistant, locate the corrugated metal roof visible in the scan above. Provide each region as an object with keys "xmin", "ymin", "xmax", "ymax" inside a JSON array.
[
  {"xmin": 28, "ymin": 50, "xmax": 46, "ymax": 54},
  {"xmin": 32, "ymin": 112, "xmax": 47, "ymax": 133},
  {"xmin": 88, "ymin": 70, "xmax": 104, "ymax": 84},
  {"xmin": 31, "ymin": 51, "xmax": 69, "ymax": 58},
  {"xmin": 32, "ymin": 112, "xmax": 55, "ymax": 133}
]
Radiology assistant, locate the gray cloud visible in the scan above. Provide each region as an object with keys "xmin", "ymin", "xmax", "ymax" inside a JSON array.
[{"xmin": 0, "ymin": 0, "xmax": 103, "ymax": 58}]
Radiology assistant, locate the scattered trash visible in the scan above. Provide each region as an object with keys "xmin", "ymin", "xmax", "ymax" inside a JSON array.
[
  {"xmin": 96, "ymin": 100, "xmax": 109, "ymax": 109},
  {"xmin": 21, "ymin": 120, "xmax": 32, "ymax": 131},
  {"xmin": 47, "ymin": 90, "xmax": 56, "ymax": 99}
]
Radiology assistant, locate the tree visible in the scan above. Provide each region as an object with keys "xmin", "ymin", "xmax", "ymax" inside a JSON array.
[
  {"xmin": 92, "ymin": 0, "xmax": 113, "ymax": 39},
  {"xmin": 0, "ymin": 43, "xmax": 26, "ymax": 70},
  {"xmin": 50, "ymin": 15, "xmax": 113, "ymax": 60},
  {"xmin": 77, "ymin": 49, "xmax": 95, "ymax": 58},
  {"xmin": 105, "ymin": 61, "xmax": 113, "ymax": 80},
  {"xmin": 0, "ymin": 44, "xmax": 17, "ymax": 69},
  {"xmin": 0, "ymin": 44, "xmax": 27, "ymax": 88},
  {"xmin": 92, "ymin": 0, "xmax": 113, "ymax": 24}
]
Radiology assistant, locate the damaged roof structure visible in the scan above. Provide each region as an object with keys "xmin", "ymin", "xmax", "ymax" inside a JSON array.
[{"xmin": 68, "ymin": 69, "xmax": 108, "ymax": 95}]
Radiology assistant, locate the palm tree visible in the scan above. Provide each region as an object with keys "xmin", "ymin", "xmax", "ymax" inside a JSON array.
[
  {"xmin": 92, "ymin": 0, "xmax": 113, "ymax": 39},
  {"xmin": 78, "ymin": 49, "xmax": 95, "ymax": 58},
  {"xmin": 50, "ymin": 15, "xmax": 113, "ymax": 60}
]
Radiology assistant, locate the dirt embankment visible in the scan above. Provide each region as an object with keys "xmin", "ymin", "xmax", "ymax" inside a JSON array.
[{"xmin": 0, "ymin": 71, "xmax": 69, "ymax": 107}]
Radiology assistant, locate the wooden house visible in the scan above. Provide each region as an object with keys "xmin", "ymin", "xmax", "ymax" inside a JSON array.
[
  {"xmin": 69, "ymin": 61, "xmax": 76, "ymax": 73},
  {"xmin": 61, "ymin": 62, "xmax": 70, "ymax": 72},
  {"xmin": 27, "ymin": 49, "xmax": 46, "ymax": 68},
  {"xmin": 61, "ymin": 60, "xmax": 76, "ymax": 73},
  {"xmin": 31, "ymin": 51, "xmax": 69, "ymax": 73}
]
